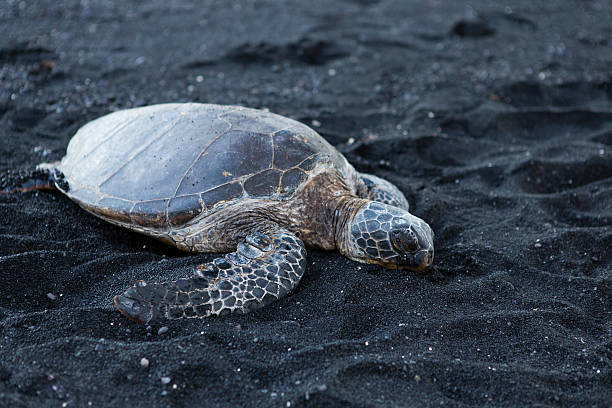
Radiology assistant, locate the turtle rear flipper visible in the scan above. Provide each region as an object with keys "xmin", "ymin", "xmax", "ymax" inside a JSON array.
[
  {"xmin": 114, "ymin": 229, "xmax": 306, "ymax": 323},
  {"xmin": 0, "ymin": 162, "xmax": 63, "ymax": 194}
]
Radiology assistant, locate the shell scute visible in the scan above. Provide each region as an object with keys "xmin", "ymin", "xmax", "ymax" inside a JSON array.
[
  {"xmin": 272, "ymin": 129, "xmax": 318, "ymax": 170},
  {"xmin": 167, "ymin": 194, "xmax": 205, "ymax": 227},
  {"xmin": 222, "ymin": 108, "xmax": 298, "ymax": 133},
  {"xmin": 200, "ymin": 182, "xmax": 244, "ymax": 210},
  {"xmin": 297, "ymin": 155, "xmax": 320, "ymax": 172},
  {"xmin": 244, "ymin": 169, "xmax": 282, "ymax": 197},
  {"xmin": 175, "ymin": 130, "xmax": 272, "ymax": 197},
  {"xmin": 131, "ymin": 199, "xmax": 168, "ymax": 227},
  {"xmin": 96, "ymin": 197, "xmax": 133, "ymax": 223},
  {"xmin": 280, "ymin": 168, "xmax": 308, "ymax": 195}
]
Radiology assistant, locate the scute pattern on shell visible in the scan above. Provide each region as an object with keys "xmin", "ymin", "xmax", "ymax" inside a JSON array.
[{"xmin": 57, "ymin": 103, "xmax": 350, "ymax": 229}]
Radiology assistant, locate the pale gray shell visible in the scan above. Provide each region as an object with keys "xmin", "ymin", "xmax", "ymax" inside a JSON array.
[{"xmin": 57, "ymin": 103, "xmax": 352, "ymax": 228}]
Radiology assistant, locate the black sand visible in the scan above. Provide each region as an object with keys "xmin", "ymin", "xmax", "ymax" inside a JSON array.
[{"xmin": 1, "ymin": 1, "xmax": 611, "ymax": 406}]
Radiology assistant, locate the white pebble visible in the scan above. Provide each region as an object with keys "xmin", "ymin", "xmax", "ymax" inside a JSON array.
[
  {"xmin": 140, "ymin": 358, "xmax": 149, "ymax": 368},
  {"xmin": 158, "ymin": 326, "xmax": 168, "ymax": 335},
  {"xmin": 161, "ymin": 377, "xmax": 171, "ymax": 385},
  {"xmin": 47, "ymin": 293, "xmax": 57, "ymax": 300}
]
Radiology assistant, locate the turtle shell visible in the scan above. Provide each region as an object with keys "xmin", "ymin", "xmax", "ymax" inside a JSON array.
[{"xmin": 57, "ymin": 103, "xmax": 351, "ymax": 228}]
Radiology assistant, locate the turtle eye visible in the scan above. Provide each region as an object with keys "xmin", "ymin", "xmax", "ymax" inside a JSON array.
[{"xmin": 390, "ymin": 226, "xmax": 420, "ymax": 253}]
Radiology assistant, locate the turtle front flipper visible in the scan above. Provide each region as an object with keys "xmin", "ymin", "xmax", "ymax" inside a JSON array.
[
  {"xmin": 358, "ymin": 173, "xmax": 410, "ymax": 211},
  {"xmin": 114, "ymin": 229, "xmax": 306, "ymax": 323}
]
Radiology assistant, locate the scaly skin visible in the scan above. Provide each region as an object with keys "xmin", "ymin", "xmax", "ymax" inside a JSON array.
[
  {"xmin": 336, "ymin": 200, "xmax": 434, "ymax": 271},
  {"xmin": 115, "ymin": 229, "xmax": 306, "ymax": 323}
]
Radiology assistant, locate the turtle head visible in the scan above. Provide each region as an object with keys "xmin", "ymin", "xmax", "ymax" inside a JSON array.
[{"xmin": 339, "ymin": 201, "xmax": 434, "ymax": 271}]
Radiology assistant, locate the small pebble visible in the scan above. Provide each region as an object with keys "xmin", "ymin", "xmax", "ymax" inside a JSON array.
[
  {"xmin": 311, "ymin": 120, "xmax": 321, "ymax": 127},
  {"xmin": 140, "ymin": 358, "xmax": 149, "ymax": 368},
  {"xmin": 534, "ymin": 243, "xmax": 542, "ymax": 248},
  {"xmin": 47, "ymin": 293, "xmax": 57, "ymax": 300},
  {"xmin": 158, "ymin": 326, "xmax": 168, "ymax": 335},
  {"xmin": 414, "ymin": 374, "xmax": 422, "ymax": 382},
  {"xmin": 161, "ymin": 377, "xmax": 171, "ymax": 385}
]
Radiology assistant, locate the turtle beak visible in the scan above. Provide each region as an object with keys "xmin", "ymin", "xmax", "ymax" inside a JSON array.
[
  {"xmin": 412, "ymin": 249, "xmax": 434, "ymax": 271},
  {"xmin": 393, "ymin": 248, "xmax": 433, "ymax": 271}
]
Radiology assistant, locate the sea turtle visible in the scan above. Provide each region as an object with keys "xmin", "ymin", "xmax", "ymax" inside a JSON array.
[{"xmin": 26, "ymin": 103, "xmax": 434, "ymax": 323}]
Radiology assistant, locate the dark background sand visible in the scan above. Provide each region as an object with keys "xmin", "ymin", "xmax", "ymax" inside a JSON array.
[{"xmin": 1, "ymin": 0, "xmax": 611, "ymax": 406}]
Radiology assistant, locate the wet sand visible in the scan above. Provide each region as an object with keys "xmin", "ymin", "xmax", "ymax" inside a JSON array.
[{"xmin": 1, "ymin": 1, "xmax": 611, "ymax": 406}]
